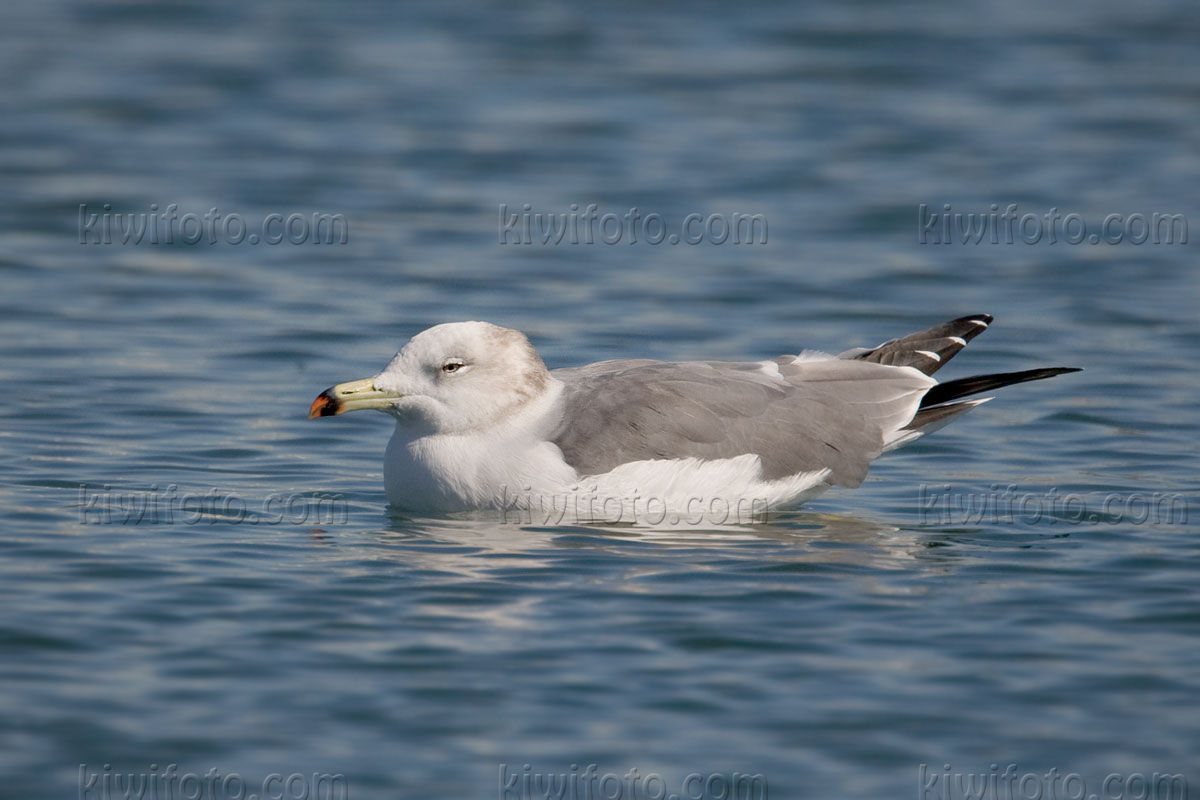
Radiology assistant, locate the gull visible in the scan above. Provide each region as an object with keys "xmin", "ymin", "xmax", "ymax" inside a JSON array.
[{"xmin": 309, "ymin": 315, "xmax": 1079, "ymax": 523}]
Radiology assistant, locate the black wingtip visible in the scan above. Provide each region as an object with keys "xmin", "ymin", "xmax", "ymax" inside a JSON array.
[
  {"xmin": 1031, "ymin": 367, "xmax": 1083, "ymax": 377},
  {"xmin": 920, "ymin": 366, "xmax": 1082, "ymax": 408},
  {"xmin": 849, "ymin": 312, "xmax": 1001, "ymax": 376}
]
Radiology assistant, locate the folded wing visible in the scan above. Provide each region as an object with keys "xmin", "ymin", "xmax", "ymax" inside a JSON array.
[{"xmin": 550, "ymin": 357, "xmax": 933, "ymax": 487}]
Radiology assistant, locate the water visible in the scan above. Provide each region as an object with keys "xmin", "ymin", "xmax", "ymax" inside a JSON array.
[{"xmin": 3, "ymin": 1, "xmax": 1199, "ymax": 797}]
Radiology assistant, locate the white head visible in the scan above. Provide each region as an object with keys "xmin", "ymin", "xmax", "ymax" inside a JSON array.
[{"xmin": 309, "ymin": 321, "xmax": 551, "ymax": 435}]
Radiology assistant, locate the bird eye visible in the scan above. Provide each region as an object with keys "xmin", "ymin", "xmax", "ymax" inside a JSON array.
[{"xmin": 441, "ymin": 359, "xmax": 464, "ymax": 373}]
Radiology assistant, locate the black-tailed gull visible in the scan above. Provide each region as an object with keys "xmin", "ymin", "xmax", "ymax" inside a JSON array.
[{"xmin": 309, "ymin": 314, "xmax": 1079, "ymax": 523}]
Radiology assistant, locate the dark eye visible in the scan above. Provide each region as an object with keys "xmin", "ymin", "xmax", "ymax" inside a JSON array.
[{"xmin": 441, "ymin": 359, "xmax": 464, "ymax": 374}]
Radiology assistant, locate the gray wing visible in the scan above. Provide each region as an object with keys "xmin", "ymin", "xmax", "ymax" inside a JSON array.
[{"xmin": 549, "ymin": 356, "xmax": 933, "ymax": 487}]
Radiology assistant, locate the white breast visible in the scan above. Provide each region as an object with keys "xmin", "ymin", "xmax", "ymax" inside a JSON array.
[{"xmin": 384, "ymin": 378, "xmax": 577, "ymax": 511}]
